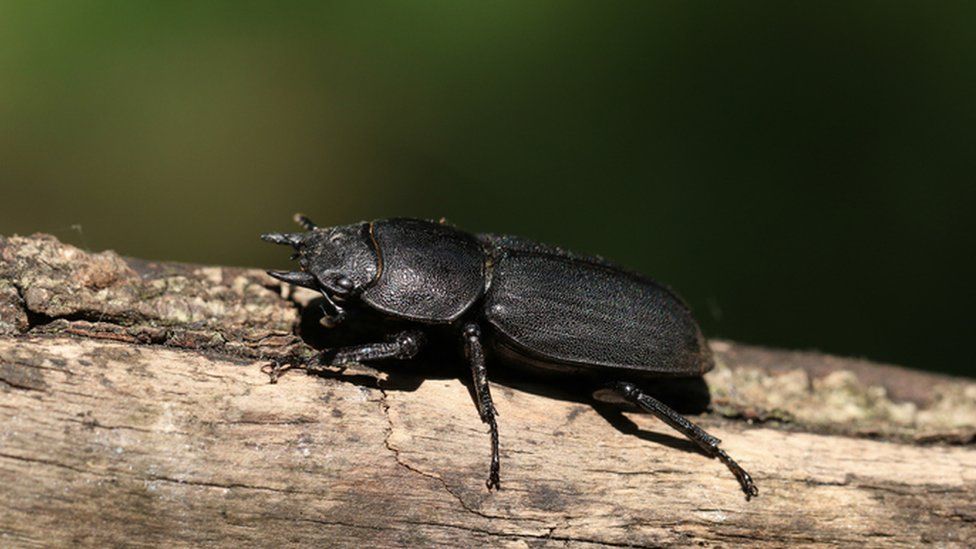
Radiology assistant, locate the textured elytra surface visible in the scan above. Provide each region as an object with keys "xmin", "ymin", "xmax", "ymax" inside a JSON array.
[
  {"xmin": 484, "ymin": 249, "xmax": 709, "ymax": 376},
  {"xmin": 362, "ymin": 219, "xmax": 485, "ymax": 323},
  {"xmin": 2, "ymin": 233, "xmax": 976, "ymax": 547}
]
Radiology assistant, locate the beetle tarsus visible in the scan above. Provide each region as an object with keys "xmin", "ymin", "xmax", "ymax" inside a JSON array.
[
  {"xmin": 486, "ymin": 458, "xmax": 500, "ymax": 491},
  {"xmin": 714, "ymin": 446, "xmax": 759, "ymax": 499},
  {"xmin": 607, "ymin": 381, "xmax": 758, "ymax": 500},
  {"xmin": 261, "ymin": 359, "xmax": 289, "ymax": 384},
  {"xmin": 463, "ymin": 323, "xmax": 502, "ymax": 491},
  {"xmin": 261, "ymin": 353, "xmax": 333, "ymax": 383}
]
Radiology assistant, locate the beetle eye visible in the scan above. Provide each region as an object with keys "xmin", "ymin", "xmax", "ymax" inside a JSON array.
[{"xmin": 335, "ymin": 276, "xmax": 355, "ymax": 292}]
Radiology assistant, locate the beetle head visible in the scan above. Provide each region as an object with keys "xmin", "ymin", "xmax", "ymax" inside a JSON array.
[{"xmin": 262, "ymin": 221, "xmax": 379, "ymax": 326}]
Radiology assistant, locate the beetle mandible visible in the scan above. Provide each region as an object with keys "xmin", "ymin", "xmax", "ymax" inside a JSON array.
[{"xmin": 262, "ymin": 215, "xmax": 758, "ymax": 499}]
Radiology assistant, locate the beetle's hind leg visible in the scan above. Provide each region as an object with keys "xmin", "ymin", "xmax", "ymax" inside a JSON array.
[
  {"xmin": 602, "ymin": 381, "xmax": 758, "ymax": 499},
  {"xmin": 462, "ymin": 323, "xmax": 501, "ymax": 491}
]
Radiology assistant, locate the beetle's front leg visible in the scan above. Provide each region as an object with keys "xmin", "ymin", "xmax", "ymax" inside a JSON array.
[
  {"xmin": 264, "ymin": 331, "xmax": 425, "ymax": 383},
  {"xmin": 462, "ymin": 323, "xmax": 501, "ymax": 490},
  {"xmin": 313, "ymin": 330, "xmax": 426, "ymax": 370}
]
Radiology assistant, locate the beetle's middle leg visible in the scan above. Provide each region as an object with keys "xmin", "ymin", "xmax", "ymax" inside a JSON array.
[
  {"xmin": 603, "ymin": 381, "xmax": 759, "ymax": 499},
  {"xmin": 462, "ymin": 323, "xmax": 501, "ymax": 490}
]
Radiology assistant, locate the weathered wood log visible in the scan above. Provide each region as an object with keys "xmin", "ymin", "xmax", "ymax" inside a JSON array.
[{"xmin": 1, "ymin": 234, "xmax": 974, "ymax": 547}]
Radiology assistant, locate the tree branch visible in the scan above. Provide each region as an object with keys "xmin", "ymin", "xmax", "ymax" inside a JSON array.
[{"xmin": 1, "ymin": 234, "xmax": 974, "ymax": 546}]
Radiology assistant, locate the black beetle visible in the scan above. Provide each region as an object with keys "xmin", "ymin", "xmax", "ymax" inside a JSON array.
[{"xmin": 262, "ymin": 215, "xmax": 758, "ymax": 499}]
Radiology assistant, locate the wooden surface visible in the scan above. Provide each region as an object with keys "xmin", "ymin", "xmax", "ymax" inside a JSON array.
[{"xmin": 1, "ymin": 234, "xmax": 975, "ymax": 547}]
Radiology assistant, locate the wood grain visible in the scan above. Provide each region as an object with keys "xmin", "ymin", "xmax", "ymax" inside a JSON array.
[{"xmin": 1, "ymin": 234, "xmax": 974, "ymax": 547}]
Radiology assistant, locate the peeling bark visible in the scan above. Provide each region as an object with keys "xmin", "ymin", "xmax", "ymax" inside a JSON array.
[{"xmin": 1, "ymin": 234, "xmax": 974, "ymax": 547}]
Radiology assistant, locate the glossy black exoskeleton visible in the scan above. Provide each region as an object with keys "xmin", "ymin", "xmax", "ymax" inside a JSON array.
[{"xmin": 262, "ymin": 215, "xmax": 758, "ymax": 499}]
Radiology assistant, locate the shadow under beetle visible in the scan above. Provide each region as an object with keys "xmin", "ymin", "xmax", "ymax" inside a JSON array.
[{"xmin": 262, "ymin": 215, "xmax": 758, "ymax": 499}]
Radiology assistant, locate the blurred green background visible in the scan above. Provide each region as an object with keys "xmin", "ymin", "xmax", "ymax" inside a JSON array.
[{"xmin": 1, "ymin": 2, "xmax": 973, "ymax": 375}]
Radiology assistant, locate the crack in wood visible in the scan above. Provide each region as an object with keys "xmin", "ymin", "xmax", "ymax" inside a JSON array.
[{"xmin": 377, "ymin": 387, "xmax": 553, "ymax": 527}]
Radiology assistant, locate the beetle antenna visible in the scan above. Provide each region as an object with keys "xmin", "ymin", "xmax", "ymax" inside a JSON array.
[
  {"xmin": 293, "ymin": 213, "xmax": 317, "ymax": 231},
  {"xmin": 318, "ymin": 290, "xmax": 346, "ymax": 328}
]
